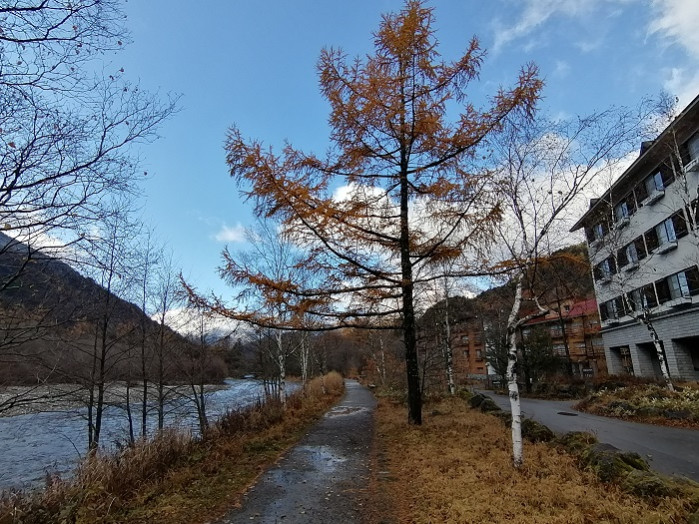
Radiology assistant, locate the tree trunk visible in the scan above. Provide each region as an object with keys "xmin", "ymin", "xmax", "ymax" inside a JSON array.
[
  {"xmin": 506, "ymin": 275, "xmax": 524, "ymax": 468},
  {"xmin": 442, "ymin": 279, "xmax": 456, "ymax": 395},
  {"xmin": 399, "ymin": 150, "xmax": 421, "ymax": 424},
  {"xmin": 275, "ymin": 331, "xmax": 286, "ymax": 407},
  {"xmin": 300, "ymin": 332, "xmax": 309, "ymax": 384},
  {"xmin": 553, "ymin": 288, "xmax": 573, "ymax": 376},
  {"xmin": 125, "ymin": 381, "xmax": 135, "ymax": 445},
  {"xmin": 640, "ymin": 311, "xmax": 674, "ymax": 391}
]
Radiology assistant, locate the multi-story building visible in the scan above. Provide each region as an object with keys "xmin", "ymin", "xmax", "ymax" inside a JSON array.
[
  {"xmin": 571, "ymin": 94, "xmax": 699, "ymax": 381},
  {"xmin": 451, "ymin": 317, "xmax": 487, "ymax": 379},
  {"xmin": 521, "ymin": 298, "xmax": 607, "ymax": 377}
]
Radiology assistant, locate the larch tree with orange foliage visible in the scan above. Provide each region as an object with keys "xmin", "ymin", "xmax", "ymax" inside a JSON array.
[{"xmin": 193, "ymin": 1, "xmax": 542, "ymax": 425}]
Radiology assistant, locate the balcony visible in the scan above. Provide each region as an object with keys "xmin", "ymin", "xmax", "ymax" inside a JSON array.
[
  {"xmin": 614, "ymin": 216, "xmax": 630, "ymax": 229},
  {"xmin": 657, "ymin": 240, "xmax": 678, "ymax": 254},
  {"xmin": 598, "ymin": 275, "xmax": 612, "ymax": 285},
  {"xmin": 601, "ymin": 318, "xmax": 620, "ymax": 328},
  {"xmin": 685, "ymin": 158, "xmax": 699, "ymax": 173},
  {"xmin": 642, "ymin": 188, "xmax": 665, "ymax": 206},
  {"xmin": 622, "ymin": 261, "xmax": 639, "ymax": 272},
  {"xmin": 668, "ymin": 295, "xmax": 692, "ymax": 308}
]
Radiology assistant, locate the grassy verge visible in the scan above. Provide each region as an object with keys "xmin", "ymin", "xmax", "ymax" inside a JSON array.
[
  {"xmin": 0, "ymin": 372, "xmax": 344, "ymax": 524},
  {"xmin": 370, "ymin": 396, "xmax": 695, "ymax": 523},
  {"xmin": 575, "ymin": 383, "xmax": 699, "ymax": 428}
]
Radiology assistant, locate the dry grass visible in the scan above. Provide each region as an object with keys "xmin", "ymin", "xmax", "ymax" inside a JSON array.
[
  {"xmin": 371, "ymin": 397, "xmax": 694, "ymax": 524},
  {"xmin": 0, "ymin": 374, "xmax": 344, "ymax": 524}
]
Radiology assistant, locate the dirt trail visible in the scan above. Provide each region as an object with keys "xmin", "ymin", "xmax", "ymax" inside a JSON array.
[{"xmin": 218, "ymin": 380, "xmax": 377, "ymax": 523}]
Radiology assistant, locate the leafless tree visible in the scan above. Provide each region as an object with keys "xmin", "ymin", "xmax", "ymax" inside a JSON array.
[{"xmin": 489, "ymin": 105, "xmax": 654, "ymax": 466}]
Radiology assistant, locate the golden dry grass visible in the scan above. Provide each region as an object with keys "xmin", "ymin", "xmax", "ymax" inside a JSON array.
[{"xmin": 372, "ymin": 397, "xmax": 693, "ymax": 524}]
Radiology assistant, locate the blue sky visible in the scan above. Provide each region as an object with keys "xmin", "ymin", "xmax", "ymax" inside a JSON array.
[{"xmin": 117, "ymin": 0, "xmax": 699, "ymax": 298}]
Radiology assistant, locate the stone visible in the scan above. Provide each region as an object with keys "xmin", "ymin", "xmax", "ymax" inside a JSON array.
[
  {"xmin": 556, "ymin": 431, "xmax": 598, "ymax": 455},
  {"xmin": 468, "ymin": 394, "xmax": 486, "ymax": 408},
  {"xmin": 621, "ymin": 470, "xmax": 680, "ymax": 499},
  {"xmin": 521, "ymin": 418, "xmax": 555, "ymax": 443},
  {"xmin": 663, "ymin": 409, "xmax": 691, "ymax": 420},
  {"xmin": 581, "ymin": 443, "xmax": 649, "ymax": 482},
  {"xmin": 478, "ymin": 398, "xmax": 501, "ymax": 413}
]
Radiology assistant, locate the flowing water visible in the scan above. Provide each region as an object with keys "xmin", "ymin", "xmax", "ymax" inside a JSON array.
[{"xmin": 0, "ymin": 379, "xmax": 285, "ymax": 491}]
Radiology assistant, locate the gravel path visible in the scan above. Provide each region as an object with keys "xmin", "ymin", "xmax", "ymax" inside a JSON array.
[{"xmin": 218, "ymin": 380, "xmax": 377, "ymax": 523}]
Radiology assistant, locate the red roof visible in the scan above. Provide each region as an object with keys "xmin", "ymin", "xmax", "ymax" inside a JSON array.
[{"xmin": 523, "ymin": 298, "xmax": 598, "ymax": 326}]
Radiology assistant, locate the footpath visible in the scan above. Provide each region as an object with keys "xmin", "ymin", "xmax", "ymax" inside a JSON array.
[{"xmin": 218, "ymin": 380, "xmax": 377, "ymax": 523}]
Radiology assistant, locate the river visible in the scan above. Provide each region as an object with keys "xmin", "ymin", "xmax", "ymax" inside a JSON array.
[{"xmin": 0, "ymin": 378, "xmax": 287, "ymax": 491}]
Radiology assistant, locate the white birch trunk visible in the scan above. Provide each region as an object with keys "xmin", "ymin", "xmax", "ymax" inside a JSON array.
[
  {"xmin": 622, "ymin": 293, "xmax": 675, "ymax": 392},
  {"xmin": 442, "ymin": 278, "xmax": 456, "ymax": 395},
  {"xmin": 374, "ymin": 338, "xmax": 388, "ymax": 386},
  {"xmin": 640, "ymin": 312, "xmax": 674, "ymax": 391},
  {"xmin": 275, "ymin": 331, "xmax": 286, "ymax": 407},
  {"xmin": 506, "ymin": 275, "xmax": 524, "ymax": 468},
  {"xmin": 300, "ymin": 332, "xmax": 309, "ymax": 385}
]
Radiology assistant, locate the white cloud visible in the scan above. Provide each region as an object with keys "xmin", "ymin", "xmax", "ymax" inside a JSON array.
[
  {"xmin": 492, "ymin": 0, "xmax": 637, "ymax": 53},
  {"xmin": 492, "ymin": 0, "xmax": 595, "ymax": 53},
  {"xmin": 649, "ymin": 0, "xmax": 699, "ymax": 59},
  {"xmin": 663, "ymin": 67, "xmax": 699, "ymax": 109},
  {"xmin": 553, "ymin": 60, "xmax": 571, "ymax": 78},
  {"xmin": 214, "ymin": 223, "xmax": 246, "ymax": 243}
]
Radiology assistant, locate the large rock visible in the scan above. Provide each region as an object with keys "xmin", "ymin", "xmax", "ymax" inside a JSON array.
[
  {"xmin": 621, "ymin": 470, "xmax": 681, "ymax": 498},
  {"xmin": 479, "ymin": 398, "xmax": 502, "ymax": 413},
  {"xmin": 468, "ymin": 393, "xmax": 486, "ymax": 408},
  {"xmin": 521, "ymin": 418, "xmax": 555, "ymax": 442},
  {"xmin": 556, "ymin": 431, "xmax": 598, "ymax": 455},
  {"xmin": 581, "ymin": 443, "xmax": 649, "ymax": 482}
]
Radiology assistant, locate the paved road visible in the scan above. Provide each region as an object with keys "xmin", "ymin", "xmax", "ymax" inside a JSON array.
[
  {"xmin": 481, "ymin": 391, "xmax": 699, "ymax": 481},
  {"xmin": 218, "ymin": 380, "xmax": 376, "ymax": 523}
]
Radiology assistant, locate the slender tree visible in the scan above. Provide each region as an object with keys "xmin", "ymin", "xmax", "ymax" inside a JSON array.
[
  {"xmin": 489, "ymin": 106, "xmax": 656, "ymax": 466},
  {"xmin": 202, "ymin": 1, "xmax": 541, "ymax": 424}
]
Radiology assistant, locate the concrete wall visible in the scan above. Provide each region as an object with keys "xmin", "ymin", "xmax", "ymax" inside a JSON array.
[{"xmin": 601, "ymin": 307, "xmax": 699, "ymax": 381}]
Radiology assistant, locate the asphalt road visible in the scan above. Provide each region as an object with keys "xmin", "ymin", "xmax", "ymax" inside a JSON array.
[
  {"xmin": 218, "ymin": 380, "xmax": 376, "ymax": 523},
  {"xmin": 481, "ymin": 391, "xmax": 699, "ymax": 481}
]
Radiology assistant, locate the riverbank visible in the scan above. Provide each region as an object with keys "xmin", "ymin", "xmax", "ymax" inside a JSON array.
[
  {"xmin": 0, "ymin": 373, "xmax": 344, "ymax": 524},
  {"xmin": 0, "ymin": 382, "xmax": 228, "ymax": 417},
  {"xmin": 369, "ymin": 395, "xmax": 696, "ymax": 523}
]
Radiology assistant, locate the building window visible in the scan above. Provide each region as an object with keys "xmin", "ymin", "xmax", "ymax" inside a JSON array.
[
  {"xmin": 594, "ymin": 257, "xmax": 617, "ymax": 281},
  {"xmin": 601, "ymin": 296, "xmax": 625, "ymax": 320},
  {"xmin": 629, "ymin": 283, "xmax": 658, "ymax": 310},
  {"xmin": 632, "ymin": 236, "xmax": 647, "ymax": 261},
  {"xmin": 614, "ymin": 201, "xmax": 629, "ymax": 222},
  {"xmin": 656, "ymin": 217, "xmax": 676, "ymax": 244},
  {"xmin": 645, "ymin": 213, "xmax": 687, "ymax": 253},
  {"xmin": 645, "ymin": 172, "xmax": 664, "ymax": 194},
  {"xmin": 614, "ymin": 193, "xmax": 637, "ymax": 221},
  {"xmin": 658, "ymin": 267, "xmax": 699, "ymax": 304},
  {"xmin": 635, "ymin": 166, "xmax": 673, "ymax": 204},
  {"xmin": 592, "ymin": 222, "xmax": 606, "ymax": 241}
]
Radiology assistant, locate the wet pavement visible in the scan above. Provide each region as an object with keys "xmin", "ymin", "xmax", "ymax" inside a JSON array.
[{"xmin": 218, "ymin": 380, "xmax": 376, "ymax": 524}]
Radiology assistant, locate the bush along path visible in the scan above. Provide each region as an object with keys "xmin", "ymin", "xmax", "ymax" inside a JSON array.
[{"xmin": 218, "ymin": 379, "xmax": 377, "ymax": 523}]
